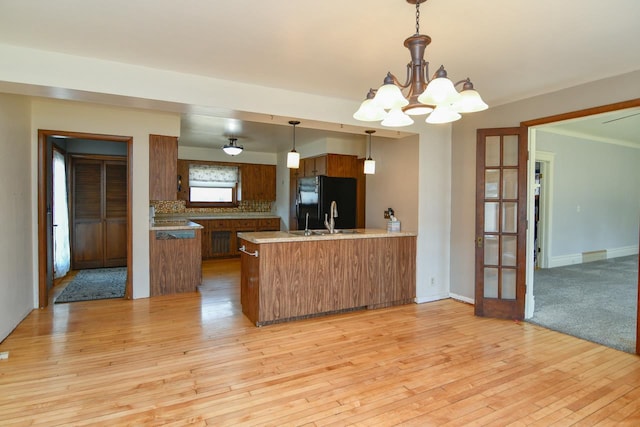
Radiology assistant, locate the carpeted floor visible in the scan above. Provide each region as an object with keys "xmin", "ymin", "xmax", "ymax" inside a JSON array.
[
  {"xmin": 529, "ymin": 255, "xmax": 638, "ymax": 353},
  {"xmin": 55, "ymin": 267, "xmax": 127, "ymax": 303}
]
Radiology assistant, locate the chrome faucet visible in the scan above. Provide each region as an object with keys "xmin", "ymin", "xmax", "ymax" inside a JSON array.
[
  {"xmin": 324, "ymin": 200, "xmax": 338, "ymax": 233},
  {"xmin": 304, "ymin": 212, "xmax": 311, "ymax": 236}
]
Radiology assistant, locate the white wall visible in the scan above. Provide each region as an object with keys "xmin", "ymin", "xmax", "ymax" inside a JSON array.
[
  {"xmin": 31, "ymin": 98, "xmax": 181, "ymax": 300},
  {"xmin": 0, "ymin": 93, "xmax": 33, "ymax": 341},
  {"xmin": 537, "ymin": 131, "xmax": 640, "ymax": 262},
  {"xmin": 366, "ymin": 135, "xmax": 419, "ymax": 231},
  {"xmin": 450, "ymin": 70, "xmax": 640, "ymax": 301}
]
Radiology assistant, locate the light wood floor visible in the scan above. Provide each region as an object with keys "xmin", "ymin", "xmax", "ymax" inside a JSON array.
[{"xmin": 1, "ymin": 259, "xmax": 640, "ymax": 426}]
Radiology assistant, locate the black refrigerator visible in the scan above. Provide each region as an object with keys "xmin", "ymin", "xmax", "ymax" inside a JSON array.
[{"xmin": 296, "ymin": 175, "xmax": 357, "ymax": 230}]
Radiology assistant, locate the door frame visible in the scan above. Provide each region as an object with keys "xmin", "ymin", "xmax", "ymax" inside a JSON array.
[
  {"xmin": 520, "ymin": 98, "xmax": 640, "ymax": 354},
  {"xmin": 38, "ymin": 130, "xmax": 133, "ymax": 308}
]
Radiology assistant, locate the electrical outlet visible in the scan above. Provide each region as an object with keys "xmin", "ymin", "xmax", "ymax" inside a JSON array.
[{"xmin": 0, "ymin": 351, "xmax": 8, "ymax": 360}]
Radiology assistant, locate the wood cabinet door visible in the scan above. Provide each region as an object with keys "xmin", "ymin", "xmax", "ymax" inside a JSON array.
[
  {"xmin": 241, "ymin": 164, "xmax": 276, "ymax": 201},
  {"xmin": 149, "ymin": 134, "xmax": 178, "ymax": 201},
  {"xmin": 326, "ymin": 154, "xmax": 357, "ymax": 177},
  {"xmin": 303, "ymin": 157, "xmax": 314, "ymax": 176}
]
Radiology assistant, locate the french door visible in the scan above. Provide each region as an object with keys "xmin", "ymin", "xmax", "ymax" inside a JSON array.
[{"xmin": 475, "ymin": 127, "xmax": 528, "ymax": 319}]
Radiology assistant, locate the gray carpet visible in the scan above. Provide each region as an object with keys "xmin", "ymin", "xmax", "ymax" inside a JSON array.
[
  {"xmin": 55, "ymin": 267, "xmax": 127, "ymax": 303},
  {"xmin": 529, "ymin": 255, "xmax": 638, "ymax": 353}
]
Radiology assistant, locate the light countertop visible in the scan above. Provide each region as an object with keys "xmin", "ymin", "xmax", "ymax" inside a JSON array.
[
  {"xmin": 237, "ymin": 229, "xmax": 416, "ymax": 244},
  {"xmin": 154, "ymin": 213, "xmax": 280, "ymax": 220},
  {"xmin": 150, "ymin": 220, "xmax": 204, "ymax": 231}
]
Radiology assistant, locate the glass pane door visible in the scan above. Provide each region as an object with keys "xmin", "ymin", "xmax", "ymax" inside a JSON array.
[{"xmin": 475, "ymin": 128, "xmax": 527, "ymax": 319}]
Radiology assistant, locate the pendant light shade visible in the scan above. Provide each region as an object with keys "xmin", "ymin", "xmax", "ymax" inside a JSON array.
[
  {"xmin": 287, "ymin": 120, "xmax": 301, "ymax": 169},
  {"xmin": 222, "ymin": 137, "xmax": 243, "ymax": 156},
  {"xmin": 364, "ymin": 130, "xmax": 376, "ymax": 175}
]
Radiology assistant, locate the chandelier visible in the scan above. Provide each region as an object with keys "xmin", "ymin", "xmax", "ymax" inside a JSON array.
[
  {"xmin": 222, "ymin": 137, "xmax": 243, "ymax": 156},
  {"xmin": 353, "ymin": 0, "xmax": 488, "ymax": 126}
]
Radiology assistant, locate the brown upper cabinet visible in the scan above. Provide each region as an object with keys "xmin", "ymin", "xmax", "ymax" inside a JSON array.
[
  {"xmin": 240, "ymin": 163, "xmax": 276, "ymax": 201},
  {"xmin": 300, "ymin": 154, "xmax": 358, "ymax": 178},
  {"xmin": 149, "ymin": 134, "xmax": 178, "ymax": 201}
]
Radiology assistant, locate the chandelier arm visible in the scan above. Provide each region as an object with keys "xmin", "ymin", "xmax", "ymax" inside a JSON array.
[
  {"xmin": 422, "ymin": 61, "xmax": 431, "ymax": 83},
  {"xmin": 399, "ymin": 63, "xmax": 413, "ymax": 89}
]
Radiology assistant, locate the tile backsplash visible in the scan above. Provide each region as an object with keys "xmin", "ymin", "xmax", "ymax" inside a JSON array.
[{"xmin": 151, "ymin": 200, "xmax": 272, "ymax": 215}]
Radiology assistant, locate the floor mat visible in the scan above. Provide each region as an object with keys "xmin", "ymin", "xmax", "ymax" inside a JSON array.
[{"xmin": 55, "ymin": 267, "xmax": 126, "ymax": 303}]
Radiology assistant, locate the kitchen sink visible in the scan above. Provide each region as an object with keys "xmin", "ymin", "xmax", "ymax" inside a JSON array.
[{"xmin": 288, "ymin": 230, "xmax": 313, "ymax": 236}]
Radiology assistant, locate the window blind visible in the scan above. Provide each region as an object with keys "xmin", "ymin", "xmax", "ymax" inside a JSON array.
[{"xmin": 189, "ymin": 164, "xmax": 238, "ymax": 188}]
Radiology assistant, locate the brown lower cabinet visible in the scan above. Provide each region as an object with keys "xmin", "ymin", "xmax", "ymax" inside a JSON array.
[
  {"xmin": 149, "ymin": 228, "xmax": 202, "ymax": 296},
  {"xmin": 198, "ymin": 218, "xmax": 280, "ymax": 259}
]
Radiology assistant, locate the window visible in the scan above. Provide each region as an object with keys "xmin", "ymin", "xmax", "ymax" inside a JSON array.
[{"xmin": 188, "ymin": 164, "xmax": 238, "ymax": 206}]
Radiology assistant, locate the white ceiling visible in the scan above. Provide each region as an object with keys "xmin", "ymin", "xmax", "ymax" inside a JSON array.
[{"xmin": 1, "ymin": 0, "xmax": 639, "ymax": 150}]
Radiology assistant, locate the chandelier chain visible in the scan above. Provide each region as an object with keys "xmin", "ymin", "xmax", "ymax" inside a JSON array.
[{"xmin": 415, "ymin": 1, "xmax": 420, "ymax": 34}]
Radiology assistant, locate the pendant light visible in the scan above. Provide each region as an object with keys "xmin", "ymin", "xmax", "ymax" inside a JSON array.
[
  {"xmin": 287, "ymin": 120, "xmax": 300, "ymax": 169},
  {"xmin": 222, "ymin": 137, "xmax": 243, "ymax": 156},
  {"xmin": 364, "ymin": 130, "xmax": 376, "ymax": 175}
]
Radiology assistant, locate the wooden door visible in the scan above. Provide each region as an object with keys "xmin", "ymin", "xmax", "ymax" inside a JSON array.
[
  {"xmin": 104, "ymin": 161, "xmax": 127, "ymax": 266},
  {"xmin": 72, "ymin": 159, "xmax": 103, "ymax": 269},
  {"xmin": 72, "ymin": 156, "xmax": 127, "ymax": 269},
  {"xmin": 475, "ymin": 127, "xmax": 528, "ymax": 319}
]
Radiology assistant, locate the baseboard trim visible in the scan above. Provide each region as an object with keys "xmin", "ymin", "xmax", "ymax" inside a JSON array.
[
  {"xmin": 607, "ymin": 245, "xmax": 639, "ymax": 259},
  {"xmin": 449, "ymin": 293, "xmax": 474, "ymax": 305},
  {"xmin": 549, "ymin": 245, "xmax": 638, "ymax": 268},
  {"xmin": 415, "ymin": 294, "xmax": 449, "ymax": 304}
]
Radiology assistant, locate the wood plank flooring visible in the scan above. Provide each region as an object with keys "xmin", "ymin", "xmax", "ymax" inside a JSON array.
[{"xmin": 1, "ymin": 258, "xmax": 639, "ymax": 426}]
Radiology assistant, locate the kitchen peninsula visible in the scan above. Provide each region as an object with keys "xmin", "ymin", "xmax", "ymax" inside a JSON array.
[{"xmin": 237, "ymin": 229, "xmax": 416, "ymax": 326}]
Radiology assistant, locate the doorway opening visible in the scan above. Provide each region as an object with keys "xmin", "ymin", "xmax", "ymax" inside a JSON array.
[
  {"xmin": 522, "ymin": 100, "xmax": 640, "ymax": 354},
  {"xmin": 38, "ymin": 130, "xmax": 133, "ymax": 308}
]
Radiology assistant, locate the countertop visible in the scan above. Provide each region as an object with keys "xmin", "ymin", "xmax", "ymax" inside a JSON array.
[
  {"xmin": 154, "ymin": 213, "xmax": 280, "ymax": 220},
  {"xmin": 150, "ymin": 219, "xmax": 204, "ymax": 231},
  {"xmin": 237, "ymin": 229, "xmax": 416, "ymax": 244}
]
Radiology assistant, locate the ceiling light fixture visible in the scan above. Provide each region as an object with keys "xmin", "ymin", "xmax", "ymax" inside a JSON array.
[
  {"xmin": 353, "ymin": 0, "xmax": 488, "ymax": 127},
  {"xmin": 222, "ymin": 137, "xmax": 243, "ymax": 156},
  {"xmin": 364, "ymin": 130, "xmax": 376, "ymax": 175},
  {"xmin": 287, "ymin": 120, "xmax": 301, "ymax": 169}
]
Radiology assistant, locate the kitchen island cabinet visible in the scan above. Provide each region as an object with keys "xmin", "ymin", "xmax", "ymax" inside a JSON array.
[{"xmin": 237, "ymin": 230, "xmax": 416, "ymax": 326}]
